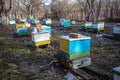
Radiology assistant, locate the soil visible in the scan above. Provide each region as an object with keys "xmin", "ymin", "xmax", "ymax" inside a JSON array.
[{"xmin": 0, "ymin": 23, "xmax": 120, "ymax": 80}]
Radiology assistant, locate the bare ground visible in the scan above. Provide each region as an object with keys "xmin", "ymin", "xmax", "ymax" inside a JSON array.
[{"xmin": 0, "ymin": 24, "xmax": 120, "ymax": 80}]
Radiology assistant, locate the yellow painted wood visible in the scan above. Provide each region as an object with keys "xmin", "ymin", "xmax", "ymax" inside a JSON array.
[
  {"xmin": 16, "ymin": 24, "xmax": 26, "ymax": 29},
  {"xmin": 60, "ymin": 39, "xmax": 69, "ymax": 53},
  {"xmin": 98, "ymin": 28, "xmax": 104, "ymax": 31},
  {"xmin": 34, "ymin": 40, "xmax": 50, "ymax": 47},
  {"xmin": 81, "ymin": 23, "xmax": 85, "ymax": 27}
]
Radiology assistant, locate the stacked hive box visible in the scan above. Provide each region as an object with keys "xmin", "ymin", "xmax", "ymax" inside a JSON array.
[
  {"xmin": 41, "ymin": 25, "xmax": 51, "ymax": 34},
  {"xmin": 60, "ymin": 19, "xmax": 71, "ymax": 28},
  {"xmin": 63, "ymin": 20, "xmax": 71, "ymax": 28},
  {"xmin": 58, "ymin": 34, "xmax": 91, "ymax": 69},
  {"xmin": 113, "ymin": 67, "xmax": 120, "ymax": 80},
  {"xmin": 85, "ymin": 22, "xmax": 92, "ymax": 29},
  {"xmin": 113, "ymin": 24, "xmax": 120, "ymax": 36},
  {"xmin": 9, "ymin": 20, "xmax": 16, "ymax": 27},
  {"xmin": 20, "ymin": 18, "xmax": 27, "ymax": 23},
  {"xmin": 31, "ymin": 31, "xmax": 50, "ymax": 47},
  {"xmin": 43, "ymin": 19, "xmax": 52, "ymax": 26},
  {"xmin": 25, "ymin": 22, "xmax": 31, "ymax": 28},
  {"xmin": 28, "ymin": 19, "xmax": 35, "ymax": 25},
  {"xmin": 15, "ymin": 24, "xmax": 28, "ymax": 36},
  {"xmin": 92, "ymin": 22, "xmax": 104, "ymax": 32},
  {"xmin": 35, "ymin": 20, "xmax": 40, "ymax": 24}
]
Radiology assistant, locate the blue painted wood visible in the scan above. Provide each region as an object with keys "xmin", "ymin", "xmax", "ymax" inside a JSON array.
[
  {"xmin": 42, "ymin": 27, "xmax": 51, "ymax": 34},
  {"xmin": 63, "ymin": 20, "xmax": 71, "ymax": 27},
  {"xmin": 43, "ymin": 19, "xmax": 46, "ymax": 25},
  {"xmin": 69, "ymin": 39, "xmax": 90, "ymax": 54},
  {"xmin": 58, "ymin": 50, "xmax": 90, "ymax": 60},
  {"xmin": 17, "ymin": 28, "xmax": 28, "ymax": 34}
]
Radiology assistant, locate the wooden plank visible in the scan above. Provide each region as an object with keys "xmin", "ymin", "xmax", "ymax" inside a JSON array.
[
  {"xmin": 69, "ymin": 33, "xmax": 81, "ymax": 38},
  {"xmin": 70, "ymin": 69, "xmax": 93, "ymax": 80},
  {"xmin": 85, "ymin": 65, "xmax": 113, "ymax": 79},
  {"xmin": 56, "ymin": 55, "xmax": 72, "ymax": 68}
]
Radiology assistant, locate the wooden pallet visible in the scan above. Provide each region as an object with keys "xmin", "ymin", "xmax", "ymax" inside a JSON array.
[{"xmin": 55, "ymin": 55, "xmax": 113, "ymax": 80}]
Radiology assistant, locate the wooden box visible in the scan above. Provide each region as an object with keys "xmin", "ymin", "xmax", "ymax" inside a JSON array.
[
  {"xmin": 72, "ymin": 57, "xmax": 91, "ymax": 69},
  {"xmin": 92, "ymin": 22, "xmax": 104, "ymax": 31},
  {"xmin": 60, "ymin": 35, "xmax": 91, "ymax": 54},
  {"xmin": 43, "ymin": 19, "xmax": 52, "ymax": 26},
  {"xmin": 31, "ymin": 31, "xmax": 50, "ymax": 47},
  {"xmin": 35, "ymin": 20, "xmax": 40, "ymax": 24},
  {"xmin": 85, "ymin": 22, "xmax": 92, "ymax": 29},
  {"xmin": 63, "ymin": 20, "xmax": 71, "ymax": 27},
  {"xmin": 113, "ymin": 25, "xmax": 120, "ymax": 36},
  {"xmin": 69, "ymin": 33, "xmax": 81, "ymax": 38},
  {"xmin": 113, "ymin": 67, "xmax": 120, "ymax": 80},
  {"xmin": 16, "ymin": 24, "xmax": 26, "ymax": 29},
  {"xmin": 9, "ymin": 21, "xmax": 16, "ymax": 27},
  {"xmin": 58, "ymin": 50, "xmax": 90, "ymax": 60},
  {"xmin": 41, "ymin": 25, "xmax": 51, "ymax": 34},
  {"xmin": 60, "ymin": 18, "xmax": 65, "ymax": 26},
  {"xmin": 16, "ymin": 28, "xmax": 28, "ymax": 36},
  {"xmin": 20, "ymin": 18, "xmax": 27, "ymax": 23}
]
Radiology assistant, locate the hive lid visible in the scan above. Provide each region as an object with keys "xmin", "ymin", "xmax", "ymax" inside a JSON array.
[
  {"xmin": 113, "ymin": 67, "xmax": 120, "ymax": 75},
  {"xmin": 60, "ymin": 35, "xmax": 91, "ymax": 41},
  {"xmin": 41, "ymin": 25, "xmax": 51, "ymax": 28},
  {"xmin": 31, "ymin": 31, "xmax": 49, "ymax": 34}
]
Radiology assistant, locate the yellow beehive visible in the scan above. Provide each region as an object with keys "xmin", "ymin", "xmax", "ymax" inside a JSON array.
[
  {"xmin": 16, "ymin": 24, "xmax": 26, "ymax": 29},
  {"xmin": 32, "ymin": 31, "xmax": 50, "ymax": 47}
]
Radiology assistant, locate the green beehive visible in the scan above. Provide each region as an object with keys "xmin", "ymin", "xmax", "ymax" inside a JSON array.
[
  {"xmin": 58, "ymin": 50, "xmax": 90, "ymax": 60},
  {"xmin": 85, "ymin": 22, "xmax": 92, "ymax": 29},
  {"xmin": 9, "ymin": 20, "xmax": 16, "ymax": 27}
]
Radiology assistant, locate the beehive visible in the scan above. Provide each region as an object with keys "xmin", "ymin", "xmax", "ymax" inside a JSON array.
[
  {"xmin": 20, "ymin": 18, "xmax": 27, "ymax": 23},
  {"xmin": 31, "ymin": 31, "xmax": 50, "ymax": 47},
  {"xmin": 63, "ymin": 20, "xmax": 71, "ymax": 27},
  {"xmin": 28, "ymin": 19, "xmax": 35, "ymax": 24},
  {"xmin": 58, "ymin": 50, "xmax": 90, "ymax": 60},
  {"xmin": 41, "ymin": 25, "xmax": 51, "ymax": 34},
  {"xmin": 16, "ymin": 24, "xmax": 26, "ymax": 29},
  {"xmin": 85, "ymin": 22, "xmax": 92, "ymax": 29},
  {"xmin": 25, "ymin": 23, "xmax": 31, "ymax": 28},
  {"xmin": 60, "ymin": 18, "xmax": 65, "ymax": 26},
  {"xmin": 9, "ymin": 21, "xmax": 16, "ymax": 27},
  {"xmin": 43, "ymin": 19, "xmax": 52, "ymax": 26},
  {"xmin": 72, "ymin": 57, "xmax": 91, "ymax": 69},
  {"xmin": 59, "ymin": 35, "xmax": 91, "ymax": 60},
  {"xmin": 35, "ymin": 20, "xmax": 40, "ymax": 24},
  {"xmin": 113, "ymin": 24, "xmax": 120, "ymax": 36},
  {"xmin": 16, "ymin": 28, "xmax": 28, "ymax": 36},
  {"xmin": 15, "ymin": 24, "xmax": 28, "ymax": 36},
  {"xmin": 92, "ymin": 22, "xmax": 104, "ymax": 31},
  {"xmin": 60, "ymin": 35, "xmax": 91, "ymax": 54},
  {"xmin": 113, "ymin": 67, "xmax": 120, "ymax": 80}
]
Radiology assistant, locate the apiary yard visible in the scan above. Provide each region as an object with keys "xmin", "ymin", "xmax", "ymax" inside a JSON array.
[{"xmin": 0, "ymin": 22, "xmax": 120, "ymax": 80}]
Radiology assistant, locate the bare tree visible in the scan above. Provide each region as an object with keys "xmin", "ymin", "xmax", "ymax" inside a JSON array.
[
  {"xmin": 14, "ymin": 0, "xmax": 44, "ymax": 19},
  {"xmin": 0, "ymin": 0, "xmax": 13, "ymax": 27},
  {"xmin": 77, "ymin": 0, "xmax": 102, "ymax": 22},
  {"xmin": 51, "ymin": 0, "xmax": 75, "ymax": 19}
]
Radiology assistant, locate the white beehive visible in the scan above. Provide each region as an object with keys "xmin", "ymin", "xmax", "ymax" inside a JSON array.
[
  {"xmin": 31, "ymin": 31, "xmax": 50, "ymax": 43},
  {"xmin": 113, "ymin": 67, "xmax": 120, "ymax": 80}
]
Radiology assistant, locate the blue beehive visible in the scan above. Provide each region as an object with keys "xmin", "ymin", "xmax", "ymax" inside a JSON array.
[
  {"xmin": 63, "ymin": 20, "xmax": 71, "ymax": 27},
  {"xmin": 41, "ymin": 26, "xmax": 51, "ymax": 34},
  {"xmin": 60, "ymin": 35, "xmax": 91, "ymax": 54},
  {"xmin": 43, "ymin": 19, "xmax": 52, "ymax": 26},
  {"xmin": 16, "ymin": 28, "xmax": 28, "ymax": 35}
]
